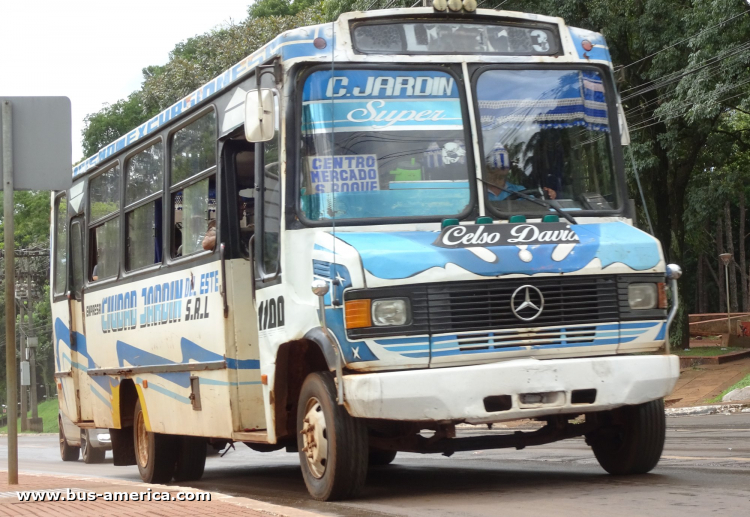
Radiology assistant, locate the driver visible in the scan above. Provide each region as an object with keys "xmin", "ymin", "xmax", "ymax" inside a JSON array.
[
  {"xmin": 485, "ymin": 145, "xmax": 524, "ymax": 201},
  {"xmin": 485, "ymin": 144, "xmax": 558, "ymax": 201}
]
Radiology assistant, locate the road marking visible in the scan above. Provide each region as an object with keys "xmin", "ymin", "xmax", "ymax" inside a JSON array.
[{"xmin": 662, "ymin": 455, "xmax": 750, "ymax": 462}]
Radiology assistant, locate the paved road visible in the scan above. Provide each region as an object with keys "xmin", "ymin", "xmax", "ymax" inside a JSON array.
[{"xmin": 2, "ymin": 413, "xmax": 749, "ymax": 516}]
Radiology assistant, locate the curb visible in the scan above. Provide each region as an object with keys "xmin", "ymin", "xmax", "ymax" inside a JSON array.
[
  {"xmin": 665, "ymin": 403, "xmax": 750, "ymax": 417},
  {"xmin": 678, "ymin": 349, "xmax": 750, "ymax": 368},
  {"xmin": 1, "ymin": 471, "xmax": 323, "ymax": 517}
]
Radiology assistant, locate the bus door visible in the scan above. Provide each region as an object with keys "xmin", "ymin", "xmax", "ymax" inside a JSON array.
[
  {"xmin": 53, "ymin": 194, "xmax": 79, "ymax": 422},
  {"xmin": 68, "ymin": 216, "xmax": 94, "ymax": 421},
  {"xmin": 223, "ymin": 139, "xmax": 265, "ymax": 430}
]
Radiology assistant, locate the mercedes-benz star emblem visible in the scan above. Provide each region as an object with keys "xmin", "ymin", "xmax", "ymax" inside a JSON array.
[{"xmin": 510, "ymin": 285, "xmax": 544, "ymax": 321}]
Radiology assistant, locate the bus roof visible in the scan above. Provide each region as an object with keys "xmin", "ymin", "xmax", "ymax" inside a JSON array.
[{"xmin": 71, "ymin": 8, "xmax": 610, "ymax": 180}]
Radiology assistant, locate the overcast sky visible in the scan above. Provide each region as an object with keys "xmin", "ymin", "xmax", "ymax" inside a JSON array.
[{"xmin": 0, "ymin": 0, "xmax": 253, "ymax": 165}]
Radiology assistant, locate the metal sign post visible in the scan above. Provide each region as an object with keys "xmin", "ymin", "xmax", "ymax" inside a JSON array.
[
  {"xmin": 0, "ymin": 97, "xmax": 71, "ymax": 485},
  {"xmin": 2, "ymin": 100, "xmax": 17, "ymax": 485}
]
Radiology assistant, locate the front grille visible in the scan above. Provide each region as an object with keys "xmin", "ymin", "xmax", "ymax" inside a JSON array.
[
  {"xmin": 346, "ymin": 276, "xmax": 621, "ymax": 338},
  {"xmin": 426, "ymin": 276, "xmax": 619, "ymax": 334}
]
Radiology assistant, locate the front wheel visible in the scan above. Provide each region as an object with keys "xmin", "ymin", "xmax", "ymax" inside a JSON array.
[
  {"xmin": 587, "ymin": 398, "xmax": 666, "ymax": 475},
  {"xmin": 133, "ymin": 399, "xmax": 178, "ymax": 483},
  {"xmin": 297, "ymin": 372, "xmax": 369, "ymax": 501}
]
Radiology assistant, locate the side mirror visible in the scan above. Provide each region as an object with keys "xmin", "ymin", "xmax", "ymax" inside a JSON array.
[{"xmin": 245, "ymin": 89, "xmax": 275, "ymax": 143}]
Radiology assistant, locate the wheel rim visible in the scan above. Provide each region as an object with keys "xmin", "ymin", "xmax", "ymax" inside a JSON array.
[
  {"xmin": 135, "ymin": 409, "xmax": 149, "ymax": 468},
  {"xmin": 300, "ymin": 397, "xmax": 328, "ymax": 479}
]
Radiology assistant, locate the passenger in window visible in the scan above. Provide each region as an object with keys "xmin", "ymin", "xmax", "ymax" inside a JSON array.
[
  {"xmin": 92, "ymin": 263, "xmax": 99, "ymax": 281},
  {"xmin": 202, "ymin": 219, "xmax": 217, "ymax": 251}
]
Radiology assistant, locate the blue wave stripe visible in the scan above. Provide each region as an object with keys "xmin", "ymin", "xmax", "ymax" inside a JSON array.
[
  {"xmin": 90, "ymin": 385, "xmax": 112, "ymax": 410},
  {"xmin": 136, "ymin": 377, "xmax": 190, "ymax": 405}
]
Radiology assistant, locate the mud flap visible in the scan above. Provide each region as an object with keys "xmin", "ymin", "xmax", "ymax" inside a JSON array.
[{"xmin": 110, "ymin": 427, "xmax": 136, "ymax": 466}]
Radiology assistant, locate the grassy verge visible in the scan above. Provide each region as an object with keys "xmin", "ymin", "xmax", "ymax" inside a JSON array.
[
  {"xmin": 710, "ymin": 373, "xmax": 750, "ymax": 403},
  {"xmin": 674, "ymin": 347, "xmax": 744, "ymax": 357},
  {"xmin": 0, "ymin": 399, "xmax": 59, "ymax": 434}
]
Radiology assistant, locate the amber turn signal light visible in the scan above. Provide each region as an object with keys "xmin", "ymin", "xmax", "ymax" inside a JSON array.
[
  {"xmin": 345, "ymin": 299, "xmax": 372, "ymax": 329},
  {"xmin": 657, "ymin": 283, "xmax": 667, "ymax": 309}
]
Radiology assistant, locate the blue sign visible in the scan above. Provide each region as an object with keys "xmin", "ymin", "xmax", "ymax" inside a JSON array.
[{"xmin": 302, "ymin": 70, "xmax": 463, "ymax": 133}]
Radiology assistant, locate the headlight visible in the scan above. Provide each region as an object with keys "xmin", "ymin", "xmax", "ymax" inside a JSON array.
[
  {"xmin": 371, "ymin": 298, "xmax": 411, "ymax": 326},
  {"xmin": 628, "ymin": 283, "xmax": 657, "ymax": 310}
]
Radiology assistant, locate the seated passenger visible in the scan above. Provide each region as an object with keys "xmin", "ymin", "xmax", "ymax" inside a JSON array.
[{"xmin": 202, "ymin": 219, "xmax": 217, "ymax": 251}]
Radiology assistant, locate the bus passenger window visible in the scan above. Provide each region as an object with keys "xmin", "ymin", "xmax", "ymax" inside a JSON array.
[
  {"xmin": 125, "ymin": 142, "xmax": 164, "ymax": 271},
  {"xmin": 170, "ymin": 110, "xmax": 217, "ymax": 258},
  {"xmin": 127, "ymin": 200, "xmax": 162, "ymax": 270},
  {"xmin": 235, "ymin": 149, "xmax": 255, "ymax": 257},
  {"xmin": 172, "ymin": 177, "xmax": 216, "ymax": 256},
  {"xmin": 89, "ymin": 164, "xmax": 120, "ymax": 281},
  {"xmin": 53, "ymin": 194, "xmax": 67, "ymax": 295}
]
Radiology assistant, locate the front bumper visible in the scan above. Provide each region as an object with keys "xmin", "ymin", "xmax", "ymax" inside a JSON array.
[{"xmin": 343, "ymin": 354, "xmax": 679, "ymax": 424}]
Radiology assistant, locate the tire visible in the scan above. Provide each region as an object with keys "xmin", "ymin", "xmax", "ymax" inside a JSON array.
[
  {"xmin": 368, "ymin": 448, "xmax": 397, "ymax": 467},
  {"xmin": 81, "ymin": 430, "xmax": 106, "ymax": 464},
  {"xmin": 173, "ymin": 436, "xmax": 207, "ymax": 482},
  {"xmin": 589, "ymin": 398, "xmax": 666, "ymax": 475},
  {"xmin": 59, "ymin": 419, "xmax": 80, "ymax": 462},
  {"xmin": 133, "ymin": 399, "xmax": 178, "ymax": 483},
  {"xmin": 297, "ymin": 372, "xmax": 368, "ymax": 501}
]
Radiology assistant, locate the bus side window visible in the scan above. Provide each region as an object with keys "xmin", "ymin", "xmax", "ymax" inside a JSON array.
[
  {"xmin": 235, "ymin": 149, "xmax": 255, "ymax": 258},
  {"xmin": 125, "ymin": 141, "xmax": 164, "ymax": 271},
  {"xmin": 70, "ymin": 220, "xmax": 84, "ymax": 300},
  {"xmin": 256, "ymin": 94, "xmax": 280, "ymax": 282},
  {"xmin": 53, "ymin": 194, "xmax": 68, "ymax": 295},
  {"xmin": 88, "ymin": 164, "xmax": 121, "ymax": 281},
  {"xmin": 170, "ymin": 110, "xmax": 217, "ymax": 258}
]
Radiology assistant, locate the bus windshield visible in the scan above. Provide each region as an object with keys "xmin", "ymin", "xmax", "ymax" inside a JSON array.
[
  {"xmin": 476, "ymin": 68, "xmax": 620, "ymax": 215},
  {"xmin": 299, "ymin": 69, "xmax": 472, "ymax": 222}
]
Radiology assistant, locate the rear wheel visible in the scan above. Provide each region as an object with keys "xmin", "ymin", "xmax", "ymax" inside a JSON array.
[
  {"xmin": 368, "ymin": 448, "xmax": 397, "ymax": 467},
  {"xmin": 297, "ymin": 372, "xmax": 368, "ymax": 501},
  {"xmin": 59, "ymin": 419, "xmax": 80, "ymax": 462},
  {"xmin": 81, "ymin": 430, "xmax": 106, "ymax": 464},
  {"xmin": 173, "ymin": 436, "xmax": 207, "ymax": 482},
  {"xmin": 588, "ymin": 398, "xmax": 666, "ymax": 475},
  {"xmin": 133, "ymin": 399, "xmax": 178, "ymax": 483}
]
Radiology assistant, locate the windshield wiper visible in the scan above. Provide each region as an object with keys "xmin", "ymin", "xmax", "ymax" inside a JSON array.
[{"xmin": 477, "ymin": 177, "xmax": 578, "ymax": 225}]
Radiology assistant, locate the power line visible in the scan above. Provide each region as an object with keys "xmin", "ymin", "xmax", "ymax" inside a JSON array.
[
  {"xmin": 624, "ymin": 46, "xmax": 750, "ymax": 117},
  {"xmin": 619, "ymin": 9, "xmax": 750, "ymax": 71},
  {"xmin": 621, "ymin": 40, "xmax": 750, "ymax": 100},
  {"xmin": 628, "ymin": 89, "xmax": 750, "ymax": 134},
  {"xmin": 627, "ymin": 77, "xmax": 750, "ymax": 130}
]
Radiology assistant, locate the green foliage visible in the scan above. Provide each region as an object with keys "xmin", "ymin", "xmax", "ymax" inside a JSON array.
[
  {"xmin": 711, "ymin": 373, "xmax": 750, "ymax": 403},
  {"xmin": 248, "ymin": 0, "xmax": 321, "ymax": 18},
  {"xmin": 0, "ymin": 191, "xmax": 51, "ymax": 250},
  {"xmin": 82, "ymin": 93, "xmax": 154, "ymax": 159},
  {"xmin": 0, "ymin": 398, "xmax": 60, "ymax": 434}
]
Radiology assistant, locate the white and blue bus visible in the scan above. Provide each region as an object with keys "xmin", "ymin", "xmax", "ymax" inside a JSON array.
[{"xmin": 52, "ymin": 5, "xmax": 681, "ymax": 501}]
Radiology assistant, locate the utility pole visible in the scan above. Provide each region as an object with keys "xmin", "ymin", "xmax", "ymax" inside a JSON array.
[{"xmin": 3, "ymin": 100, "xmax": 18, "ymax": 485}]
